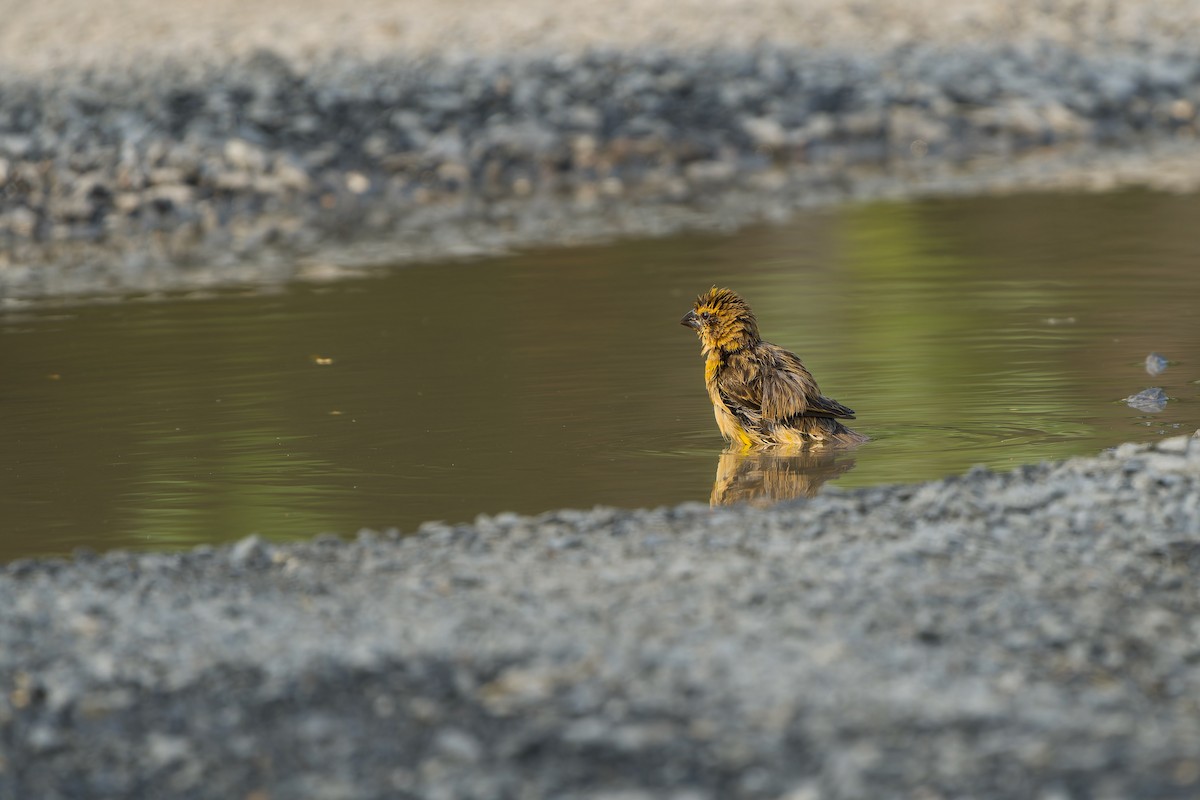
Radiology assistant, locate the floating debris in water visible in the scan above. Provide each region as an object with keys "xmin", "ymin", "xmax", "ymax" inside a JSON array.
[
  {"xmin": 1126, "ymin": 387, "xmax": 1168, "ymax": 413},
  {"xmin": 1145, "ymin": 353, "xmax": 1169, "ymax": 376},
  {"xmin": 1043, "ymin": 316, "xmax": 1077, "ymax": 326}
]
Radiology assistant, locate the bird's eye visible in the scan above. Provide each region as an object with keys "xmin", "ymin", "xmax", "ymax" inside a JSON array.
[{"xmin": 700, "ymin": 311, "xmax": 711, "ymax": 321}]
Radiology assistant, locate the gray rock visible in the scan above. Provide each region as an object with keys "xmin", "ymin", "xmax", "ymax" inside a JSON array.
[
  {"xmin": 433, "ymin": 728, "xmax": 484, "ymax": 763},
  {"xmin": 1145, "ymin": 352, "xmax": 1170, "ymax": 375},
  {"xmin": 228, "ymin": 533, "xmax": 270, "ymax": 567},
  {"xmin": 1126, "ymin": 387, "xmax": 1169, "ymax": 412}
]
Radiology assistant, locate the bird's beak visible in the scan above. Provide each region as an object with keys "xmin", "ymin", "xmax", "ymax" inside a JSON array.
[{"xmin": 680, "ymin": 310, "xmax": 701, "ymax": 330}]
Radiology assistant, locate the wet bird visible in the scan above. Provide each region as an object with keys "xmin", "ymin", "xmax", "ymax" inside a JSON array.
[{"xmin": 681, "ymin": 287, "xmax": 866, "ymax": 447}]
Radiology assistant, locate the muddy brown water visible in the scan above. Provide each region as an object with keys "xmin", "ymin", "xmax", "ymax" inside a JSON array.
[{"xmin": 3, "ymin": 189, "xmax": 1199, "ymax": 560}]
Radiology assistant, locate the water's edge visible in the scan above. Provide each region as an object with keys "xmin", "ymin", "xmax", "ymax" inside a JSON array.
[
  {"xmin": 7, "ymin": 40, "xmax": 1200, "ymax": 303},
  {"xmin": 3, "ymin": 434, "xmax": 1198, "ymax": 797}
]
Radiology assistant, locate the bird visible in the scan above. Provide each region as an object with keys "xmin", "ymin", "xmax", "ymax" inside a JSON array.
[{"xmin": 681, "ymin": 287, "xmax": 866, "ymax": 448}]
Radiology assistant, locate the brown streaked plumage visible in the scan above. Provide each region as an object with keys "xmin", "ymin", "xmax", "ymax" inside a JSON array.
[
  {"xmin": 681, "ymin": 287, "xmax": 866, "ymax": 448},
  {"xmin": 710, "ymin": 445, "xmax": 859, "ymax": 506}
]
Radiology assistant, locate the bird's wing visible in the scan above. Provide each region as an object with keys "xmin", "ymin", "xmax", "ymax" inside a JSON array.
[
  {"xmin": 759, "ymin": 343, "xmax": 856, "ymax": 421},
  {"xmin": 713, "ymin": 351, "xmax": 767, "ymax": 428},
  {"xmin": 801, "ymin": 394, "xmax": 857, "ymax": 420}
]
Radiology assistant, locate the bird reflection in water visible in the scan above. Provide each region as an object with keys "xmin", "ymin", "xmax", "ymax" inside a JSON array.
[{"xmin": 709, "ymin": 444, "xmax": 859, "ymax": 507}]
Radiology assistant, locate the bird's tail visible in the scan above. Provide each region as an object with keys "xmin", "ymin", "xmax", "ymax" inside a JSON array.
[{"xmin": 774, "ymin": 416, "xmax": 869, "ymax": 446}]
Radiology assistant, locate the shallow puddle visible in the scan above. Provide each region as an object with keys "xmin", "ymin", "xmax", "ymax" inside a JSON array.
[{"xmin": 3, "ymin": 189, "xmax": 1199, "ymax": 559}]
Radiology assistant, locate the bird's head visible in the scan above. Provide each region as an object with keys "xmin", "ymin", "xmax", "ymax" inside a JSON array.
[{"xmin": 680, "ymin": 287, "xmax": 761, "ymax": 353}]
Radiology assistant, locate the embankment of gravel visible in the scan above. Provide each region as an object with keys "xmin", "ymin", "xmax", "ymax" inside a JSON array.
[
  {"xmin": 7, "ymin": 36, "xmax": 1200, "ymax": 301},
  {"xmin": 4, "ymin": 433, "xmax": 1200, "ymax": 798}
]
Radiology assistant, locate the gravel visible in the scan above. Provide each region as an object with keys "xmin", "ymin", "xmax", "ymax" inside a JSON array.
[
  {"xmin": 7, "ymin": 1, "xmax": 1200, "ymax": 300},
  {"xmin": 4, "ymin": 433, "xmax": 1200, "ymax": 798}
]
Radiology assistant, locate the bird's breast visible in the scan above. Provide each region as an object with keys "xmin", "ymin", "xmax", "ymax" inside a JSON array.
[
  {"xmin": 703, "ymin": 354, "xmax": 757, "ymax": 446},
  {"xmin": 704, "ymin": 352, "xmax": 722, "ymax": 384}
]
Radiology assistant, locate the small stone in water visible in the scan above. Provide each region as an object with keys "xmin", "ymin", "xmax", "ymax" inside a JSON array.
[
  {"xmin": 1126, "ymin": 387, "xmax": 1168, "ymax": 413},
  {"xmin": 1145, "ymin": 353, "xmax": 1169, "ymax": 376}
]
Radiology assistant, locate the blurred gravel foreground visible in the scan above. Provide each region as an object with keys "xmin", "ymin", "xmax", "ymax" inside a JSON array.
[
  {"xmin": 5, "ymin": 435, "xmax": 1200, "ymax": 798},
  {"xmin": 7, "ymin": 1, "xmax": 1200, "ymax": 299}
]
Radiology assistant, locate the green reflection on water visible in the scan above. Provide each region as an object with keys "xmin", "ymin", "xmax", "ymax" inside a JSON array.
[{"xmin": 3, "ymin": 189, "xmax": 1200, "ymax": 559}]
